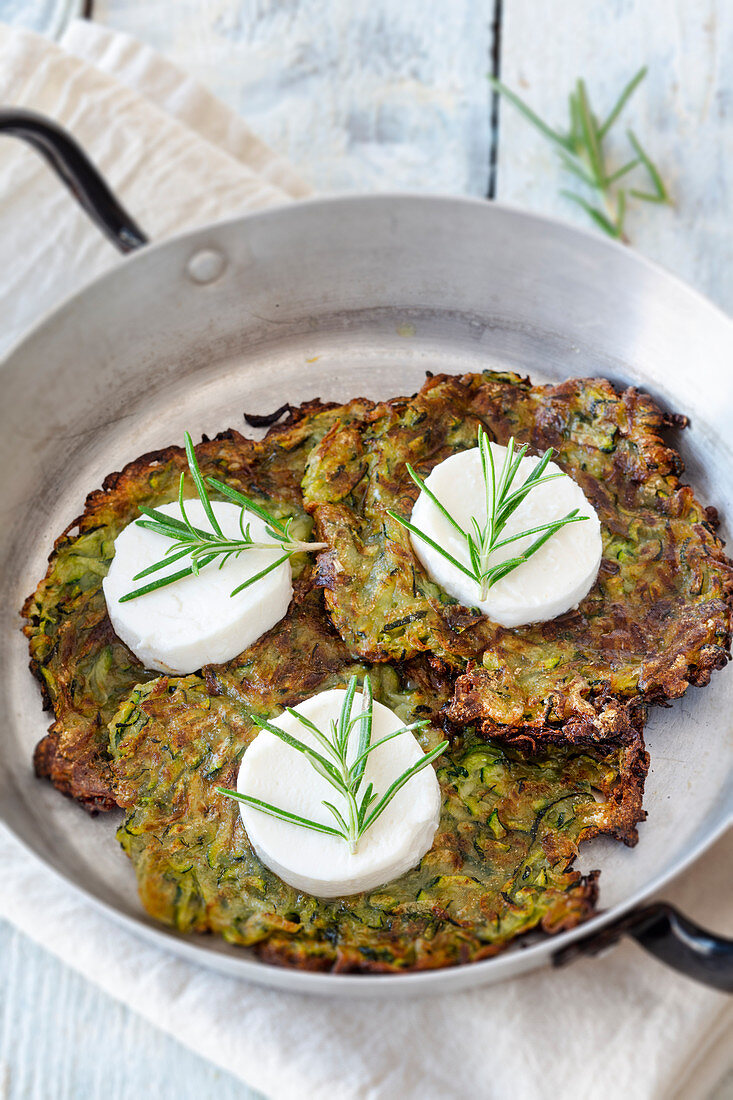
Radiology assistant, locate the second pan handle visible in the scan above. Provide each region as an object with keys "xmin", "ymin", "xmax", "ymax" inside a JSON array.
[
  {"xmin": 554, "ymin": 902, "xmax": 733, "ymax": 993},
  {"xmin": 0, "ymin": 108, "xmax": 148, "ymax": 254}
]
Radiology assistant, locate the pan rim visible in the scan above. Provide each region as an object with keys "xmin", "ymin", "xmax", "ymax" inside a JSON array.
[
  {"xmin": 2, "ymin": 191, "xmax": 731, "ymax": 373},
  {"xmin": 2, "ymin": 808, "xmax": 729, "ymax": 997}
]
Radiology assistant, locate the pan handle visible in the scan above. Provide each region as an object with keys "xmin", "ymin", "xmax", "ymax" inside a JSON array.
[
  {"xmin": 0, "ymin": 108, "xmax": 148, "ymax": 253},
  {"xmin": 553, "ymin": 902, "xmax": 733, "ymax": 992}
]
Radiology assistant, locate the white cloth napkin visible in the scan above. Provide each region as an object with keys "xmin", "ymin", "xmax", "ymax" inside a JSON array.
[
  {"xmin": 0, "ymin": 18, "xmax": 309, "ymax": 356},
  {"xmin": 0, "ymin": 21, "xmax": 730, "ymax": 1100}
]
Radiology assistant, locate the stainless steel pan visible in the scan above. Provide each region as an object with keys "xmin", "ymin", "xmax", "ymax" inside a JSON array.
[{"xmin": 0, "ymin": 111, "xmax": 730, "ymax": 997}]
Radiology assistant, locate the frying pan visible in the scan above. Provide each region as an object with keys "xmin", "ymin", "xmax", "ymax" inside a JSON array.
[{"xmin": 0, "ymin": 110, "xmax": 731, "ymax": 998}]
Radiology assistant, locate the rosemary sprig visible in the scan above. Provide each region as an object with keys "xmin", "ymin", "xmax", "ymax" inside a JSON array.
[
  {"xmin": 119, "ymin": 431, "xmax": 327, "ymax": 602},
  {"xmin": 218, "ymin": 674, "xmax": 447, "ymax": 854},
  {"xmin": 489, "ymin": 67, "xmax": 671, "ymax": 240},
  {"xmin": 388, "ymin": 429, "xmax": 587, "ymax": 603}
]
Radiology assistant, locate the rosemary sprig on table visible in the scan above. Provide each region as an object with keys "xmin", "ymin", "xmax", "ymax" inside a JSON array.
[
  {"xmin": 218, "ymin": 675, "xmax": 447, "ymax": 854},
  {"xmin": 489, "ymin": 67, "xmax": 671, "ymax": 240},
  {"xmin": 120, "ymin": 431, "xmax": 326, "ymax": 602},
  {"xmin": 388, "ymin": 429, "xmax": 587, "ymax": 602}
]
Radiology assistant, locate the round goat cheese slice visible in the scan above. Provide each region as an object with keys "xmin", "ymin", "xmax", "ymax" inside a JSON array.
[
  {"xmin": 410, "ymin": 443, "xmax": 602, "ymax": 627},
  {"xmin": 103, "ymin": 499, "xmax": 292, "ymax": 674},
  {"xmin": 237, "ymin": 689, "xmax": 442, "ymax": 897}
]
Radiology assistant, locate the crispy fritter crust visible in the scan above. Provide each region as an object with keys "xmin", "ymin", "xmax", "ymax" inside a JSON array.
[
  {"xmin": 22, "ymin": 405, "xmax": 356, "ymax": 810},
  {"xmin": 109, "ymin": 581, "xmax": 648, "ymax": 973},
  {"xmin": 22, "ymin": 373, "xmax": 665, "ymax": 972},
  {"xmin": 303, "ymin": 371, "xmax": 733, "ymax": 743}
]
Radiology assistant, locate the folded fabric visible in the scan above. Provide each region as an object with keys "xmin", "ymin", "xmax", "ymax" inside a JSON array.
[
  {"xmin": 0, "ymin": 20, "xmax": 729, "ymax": 1100},
  {"xmin": 0, "ymin": 21, "xmax": 297, "ymax": 356},
  {"xmin": 1, "ymin": 825, "xmax": 729, "ymax": 1100},
  {"xmin": 60, "ymin": 19, "xmax": 311, "ymax": 202}
]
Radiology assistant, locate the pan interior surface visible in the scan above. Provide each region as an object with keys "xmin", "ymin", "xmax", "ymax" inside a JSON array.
[{"xmin": 0, "ymin": 196, "xmax": 731, "ymax": 997}]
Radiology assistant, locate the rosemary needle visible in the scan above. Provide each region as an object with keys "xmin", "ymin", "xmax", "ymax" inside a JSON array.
[
  {"xmin": 388, "ymin": 429, "xmax": 588, "ymax": 602},
  {"xmin": 218, "ymin": 674, "xmax": 447, "ymax": 855},
  {"xmin": 119, "ymin": 431, "xmax": 326, "ymax": 602},
  {"xmin": 489, "ymin": 67, "xmax": 671, "ymax": 240}
]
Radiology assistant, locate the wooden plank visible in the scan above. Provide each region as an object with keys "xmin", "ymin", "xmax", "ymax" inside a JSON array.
[
  {"xmin": 496, "ymin": 0, "xmax": 733, "ymax": 313},
  {"xmin": 0, "ymin": 919, "xmax": 261, "ymax": 1100},
  {"xmin": 94, "ymin": 0, "xmax": 495, "ymax": 196}
]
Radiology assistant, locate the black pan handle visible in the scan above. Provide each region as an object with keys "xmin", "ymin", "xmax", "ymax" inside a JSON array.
[
  {"xmin": 0, "ymin": 108, "xmax": 148, "ymax": 253},
  {"xmin": 554, "ymin": 902, "xmax": 733, "ymax": 992}
]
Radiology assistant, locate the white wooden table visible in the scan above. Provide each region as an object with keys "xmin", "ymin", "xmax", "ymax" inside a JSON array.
[{"xmin": 2, "ymin": 2, "xmax": 732, "ymax": 1097}]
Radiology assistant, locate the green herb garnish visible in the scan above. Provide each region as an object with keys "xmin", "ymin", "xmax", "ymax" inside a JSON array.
[
  {"xmin": 218, "ymin": 674, "xmax": 447, "ymax": 854},
  {"xmin": 387, "ymin": 429, "xmax": 587, "ymax": 602},
  {"xmin": 489, "ymin": 66, "xmax": 671, "ymax": 240},
  {"xmin": 119, "ymin": 431, "xmax": 327, "ymax": 602}
]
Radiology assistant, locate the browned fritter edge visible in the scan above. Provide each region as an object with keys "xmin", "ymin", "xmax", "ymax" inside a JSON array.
[
  {"xmin": 22, "ymin": 429, "xmax": 258, "ymax": 812},
  {"xmin": 254, "ymin": 713, "xmax": 648, "ymax": 973},
  {"xmin": 32, "ymin": 729, "xmax": 117, "ymax": 814},
  {"xmin": 253, "ymin": 872, "xmax": 602, "ymax": 974}
]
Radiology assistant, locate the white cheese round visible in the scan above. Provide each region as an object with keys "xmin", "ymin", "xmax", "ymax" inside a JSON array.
[
  {"xmin": 103, "ymin": 499, "xmax": 292, "ymax": 674},
  {"xmin": 237, "ymin": 689, "xmax": 442, "ymax": 897},
  {"xmin": 410, "ymin": 443, "xmax": 602, "ymax": 627}
]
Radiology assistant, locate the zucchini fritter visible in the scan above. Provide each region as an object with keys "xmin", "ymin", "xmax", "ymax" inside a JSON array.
[
  {"xmin": 303, "ymin": 371, "xmax": 733, "ymax": 743},
  {"xmin": 110, "ymin": 584, "xmax": 648, "ymax": 972},
  {"xmin": 23, "ymin": 402, "xmax": 351, "ymax": 810}
]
